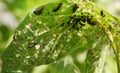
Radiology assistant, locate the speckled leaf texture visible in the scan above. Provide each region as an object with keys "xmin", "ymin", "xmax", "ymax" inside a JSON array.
[{"xmin": 1, "ymin": 0, "xmax": 120, "ymax": 73}]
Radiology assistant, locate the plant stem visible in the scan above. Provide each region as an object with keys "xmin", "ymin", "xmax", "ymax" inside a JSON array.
[
  {"xmin": 102, "ymin": 26, "xmax": 120, "ymax": 73},
  {"xmin": 112, "ymin": 42, "xmax": 120, "ymax": 73}
]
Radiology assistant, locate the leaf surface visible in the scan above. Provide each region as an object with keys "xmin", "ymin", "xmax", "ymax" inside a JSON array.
[{"xmin": 1, "ymin": 0, "xmax": 120, "ymax": 73}]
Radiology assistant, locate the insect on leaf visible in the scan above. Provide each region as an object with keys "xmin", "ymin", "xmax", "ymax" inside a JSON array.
[{"xmin": 1, "ymin": 0, "xmax": 120, "ymax": 73}]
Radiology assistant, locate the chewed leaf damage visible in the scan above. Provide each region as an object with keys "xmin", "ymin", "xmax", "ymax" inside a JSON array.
[{"xmin": 1, "ymin": 0, "xmax": 119, "ymax": 73}]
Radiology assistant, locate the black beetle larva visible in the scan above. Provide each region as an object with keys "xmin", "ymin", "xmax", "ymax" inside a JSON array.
[
  {"xmin": 72, "ymin": 4, "xmax": 79, "ymax": 13},
  {"xmin": 100, "ymin": 10, "xmax": 105, "ymax": 17},
  {"xmin": 53, "ymin": 3, "xmax": 63, "ymax": 12},
  {"xmin": 33, "ymin": 6, "xmax": 45, "ymax": 15}
]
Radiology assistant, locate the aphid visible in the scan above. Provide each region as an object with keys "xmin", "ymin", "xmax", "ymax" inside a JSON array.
[
  {"xmin": 80, "ymin": 12, "xmax": 97, "ymax": 26},
  {"xmin": 33, "ymin": 6, "xmax": 45, "ymax": 15},
  {"xmin": 53, "ymin": 3, "xmax": 63, "ymax": 12},
  {"xmin": 100, "ymin": 10, "xmax": 105, "ymax": 17},
  {"xmin": 72, "ymin": 4, "xmax": 79, "ymax": 13},
  {"xmin": 67, "ymin": 16, "xmax": 82, "ymax": 30},
  {"xmin": 67, "ymin": 15, "xmax": 76, "ymax": 24},
  {"xmin": 28, "ymin": 41, "xmax": 38, "ymax": 48},
  {"xmin": 86, "ymin": 17, "xmax": 97, "ymax": 25},
  {"xmin": 88, "ymin": 21, "xmax": 98, "ymax": 26}
]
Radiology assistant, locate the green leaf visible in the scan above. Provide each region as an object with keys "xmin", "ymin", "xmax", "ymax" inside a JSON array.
[
  {"xmin": 1, "ymin": 0, "xmax": 120, "ymax": 73},
  {"xmin": 48, "ymin": 57, "xmax": 80, "ymax": 73}
]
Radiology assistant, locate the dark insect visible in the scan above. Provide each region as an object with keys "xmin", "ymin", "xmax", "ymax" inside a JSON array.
[
  {"xmin": 72, "ymin": 4, "xmax": 79, "ymax": 13},
  {"xmin": 67, "ymin": 15, "xmax": 76, "ymax": 24},
  {"xmin": 67, "ymin": 15, "xmax": 82, "ymax": 30},
  {"xmin": 33, "ymin": 6, "xmax": 45, "ymax": 15},
  {"xmin": 87, "ymin": 16, "xmax": 98, "ymax": 25},
  {"xmin": 80, "ymin": 12, "xmax": 97, "ymax": 26},
  {"xmin": 100, "ymin": 10, "xmax": 105, "ymax": 17},
  {"xmin": 28, "ymin": 41, "xmax": 38, "ymax": 48},
  {"xmin": 67, "ymin": 12, "xmax": 98, "ymax": 31},
  {"xmin": 88, "ymin": 21, "xmax": 98, "ymax": 26},
  {"xmin": 53, "ymin": 3, "xmax": 63, "ymax": 12}
]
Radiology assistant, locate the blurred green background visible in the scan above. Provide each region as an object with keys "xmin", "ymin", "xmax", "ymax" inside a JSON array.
[{"xmin": 0, "ymin": 0, "xmax": 120, "ymax": 73}]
